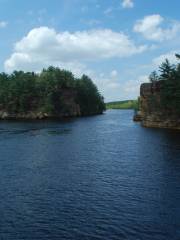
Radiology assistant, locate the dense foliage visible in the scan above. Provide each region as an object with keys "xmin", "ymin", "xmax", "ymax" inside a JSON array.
[
  {"xmin": 149, "ymin": 54, "xmax": 180, "ymax": 113},
  {"xmin": 106, "ymin": 100, "xmax": 139, "ymax": 110},
  {"xmin": 0, "ymin": 67, "xmax": 105, "ymax": 116}
]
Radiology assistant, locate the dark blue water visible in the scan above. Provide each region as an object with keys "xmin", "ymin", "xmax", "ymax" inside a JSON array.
[{"xmin": 0, "ymin": 110, "xmax": 180, "ymax": 240}]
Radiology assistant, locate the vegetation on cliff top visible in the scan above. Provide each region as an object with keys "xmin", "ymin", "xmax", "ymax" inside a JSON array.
[
  {"xmin": 0, "ymin": 67, "xmax": 105, "ymax": 116},
  {"xmin": 106, "ymin": 100, "xmax": 139, "ymax": 110},
  {"xmin": 149, "ymin": 54, "xmax": 180, "ymax": 114}
]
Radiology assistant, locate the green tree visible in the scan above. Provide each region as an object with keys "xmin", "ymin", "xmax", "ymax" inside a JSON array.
[
  {"xmin": 159, "ymin": 59, "xmax": 176, "ymax": 81},
  {"xmin": 148, "ymin": 54, "xmax": 180, "ymax": 114},
  {"xmin": 0, "ymin": 67, "xmax": 105, "ymax": 117},
  {"xmin": 149, "ymin": 71, "xmax": 159, "ymax": 83},
  {"xmin": 76, "ymin": 75, "xmax": 105, "ymax": 115}
]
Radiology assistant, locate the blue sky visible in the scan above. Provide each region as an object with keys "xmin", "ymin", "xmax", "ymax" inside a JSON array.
[{"xmin": 0, "ymin": 0, "xmax": 180, "ymax": 101}]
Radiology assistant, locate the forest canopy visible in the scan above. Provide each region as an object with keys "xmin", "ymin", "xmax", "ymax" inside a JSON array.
[
  {"xmin": 0, "ymin": 67, "xmax": 105, "ymax": 117},
  {"xmin": 148, "ymin": 54, "xmax": 180, "ymax": 112}
]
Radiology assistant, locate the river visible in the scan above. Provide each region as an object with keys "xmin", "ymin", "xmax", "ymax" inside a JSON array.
[{"xmin": 0, "ymin": 110, "xmax": 179, "ymax": 240}]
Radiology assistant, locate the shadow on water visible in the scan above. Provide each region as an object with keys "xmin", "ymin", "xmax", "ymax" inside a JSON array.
[
  {"xmin": 0, "ymin": 118, "xmax": 76, "ymax": 136},
  {"xmin": 0, "ymin": 127, "xmax": 72, "ymax": 137},
  {"xmin": 140, "ymin": 126, "xmax": 180, "ymax": 149},
  {"xmin": 47, "ymin": 129, "xmax": 71, "ymax": 135}
]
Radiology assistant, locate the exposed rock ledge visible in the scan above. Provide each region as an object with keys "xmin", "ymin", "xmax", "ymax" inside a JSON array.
[
  {"xmin": 134, "ymin": 81, "xmax": 180, "ymax": 130},
  {"xmin": 0, "ymin": 109, "xmax": 81, "ymax": 120},
  {"xmin": 141, "ymin": 114, "xmax": 180, "ymax": 130}
]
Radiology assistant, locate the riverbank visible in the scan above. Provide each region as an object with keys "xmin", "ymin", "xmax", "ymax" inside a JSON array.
[{"xmin": 106, "ymin": 100, "xmax": 138, "ymax": 110}]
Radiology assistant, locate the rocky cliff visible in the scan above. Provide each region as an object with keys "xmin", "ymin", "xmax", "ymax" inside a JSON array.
[{"xmin": 135, "ymin": 81, "xmax": 180, "ymax": 129}]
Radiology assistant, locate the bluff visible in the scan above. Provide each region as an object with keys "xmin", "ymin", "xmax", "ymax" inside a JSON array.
[
  {"xmin": 0, "ymin": 67, "xmax": 105, "ymax": 120},
  {"xmin": 135, "ymin": 81, "xmax": 180, "ymax": 129}
]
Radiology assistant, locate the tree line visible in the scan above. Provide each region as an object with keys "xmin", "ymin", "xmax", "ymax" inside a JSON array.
[
  {"xmin": 0, "ymin": 67, "xmax": 105, "ymax": 116},
  {"xmin": 149, "ymin": 54, "xmax": 180, "ymax": 113}
]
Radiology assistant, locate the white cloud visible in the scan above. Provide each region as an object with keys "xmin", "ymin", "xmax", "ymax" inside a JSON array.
[
  {"xmin": 134, "ymin": 14, "xmax": 180, "ymax": 41},
  {"xmin": 122, "ymin": 75, "xmax": 148, "ymax": 98},
  {"xmin": 5, "ymin": 26, "xmax": 146, "ymax": 72},
  {"xmin": 0, "ymin": 21, "xmax": 8, "ymax": 28},
  {"xmin": 122, "ymin": 0, "xmax": 134, "ymax": 9},
  {"xmin": 91, "ymin": 70, "xmax": 148, "ymax": 101},
  {"xmin": 91, "ymin": 71, "xmax": 122, "ymax": 101},
  {"xmin": 110, "ymin": 70, "xmax": 118, "ymax": 78},
  {"xmin": 152, "ymin": 51, "xmax": 180, "ymax": 66}
]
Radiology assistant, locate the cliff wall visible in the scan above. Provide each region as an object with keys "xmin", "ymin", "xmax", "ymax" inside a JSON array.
[{"xmin": 137, "ymin": 81, "xmax": 180, "ymax": 129}]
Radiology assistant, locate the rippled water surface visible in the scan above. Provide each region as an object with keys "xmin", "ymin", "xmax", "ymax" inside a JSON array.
[{"xmin": 0, "ymin": 110, "xmax": 180, "ymax": 240}]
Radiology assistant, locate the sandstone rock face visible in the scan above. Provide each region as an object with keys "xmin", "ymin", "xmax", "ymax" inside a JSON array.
[
  {"xmin": 133, "ymin": 111, "xmax": 142, "ymax": 122},
  {"xmin": 137, "ymin": 81, "xmax": 180, "ymax": 129}
]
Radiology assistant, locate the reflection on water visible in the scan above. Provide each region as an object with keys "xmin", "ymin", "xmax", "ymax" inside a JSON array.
[
  {"xmin": 0, "ymin": 110, "xmax": 179, "ymax": 240},
  {"xmin": 0, "ymin": 124, "xmax": 72, "ymax": 137}
]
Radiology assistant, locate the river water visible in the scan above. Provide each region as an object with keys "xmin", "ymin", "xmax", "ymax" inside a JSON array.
[{"xmin": 0, "ymin": 110, "xmax": 179, "ymax": 240}]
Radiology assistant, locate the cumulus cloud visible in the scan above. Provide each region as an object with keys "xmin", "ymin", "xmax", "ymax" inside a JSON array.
[
  {"xmin": 122, "ymin": 0, "xmax": 134, "ymax": 9},
  {"xmin": 133, "ymin": 14, "xmax": 180, "ymax": 41},
  {"xmin": 123, "ymin": 75, "xmax": 148, "ymax": 95},
  {"xmin": 5, "ymin": 26, "xmax": 146, "ymax": 72},
  {"xmin": 0, "ymin": 21, "xmax": 8, "ymax": 28},
  {"xmin": 152, "ymin": 51, "xmax": 180, "ymax": 66},
  {"xmin": 90, "ymin": 71, "xmax": 122, "ymax": 101},
  {"xmin": 90, "ymin": 70, "xmax": 149, "ymax": 101}
]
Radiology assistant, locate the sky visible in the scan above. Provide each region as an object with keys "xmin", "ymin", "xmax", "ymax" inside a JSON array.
[{"xmin": 0, "ymin": 0, "xmax": 180, "ymax": 102}]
